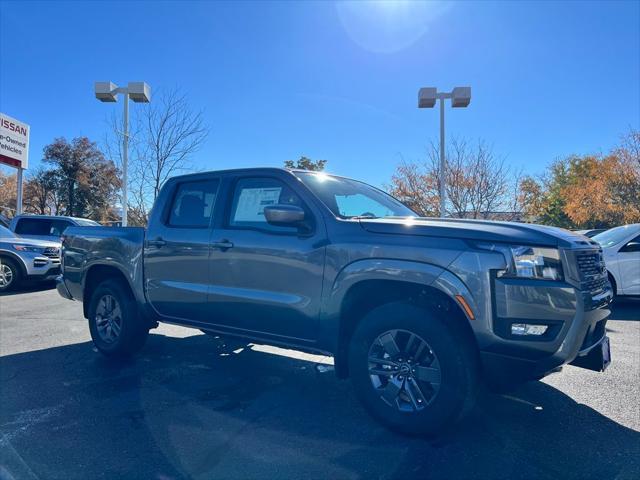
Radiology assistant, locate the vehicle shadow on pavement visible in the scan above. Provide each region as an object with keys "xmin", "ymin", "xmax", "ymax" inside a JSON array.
[
  {"xmin": 0, "ymin": 281, "xmax": 56, "ymax": 297},
  {"xmin": 610, "ymin": 299, "xmax": 640, "ymax": 321},
  {"xmin": 1, "ymin": 333, "xmax": 638, "ymax": 480}
]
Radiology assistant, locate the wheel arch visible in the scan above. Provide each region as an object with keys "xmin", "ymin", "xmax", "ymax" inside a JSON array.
[
  {"xmin": 329, "ymin": 259, "xmax": 479, "ymax": 378},
  {"xmin": 83, "ymin": 264, "xmax": 134, "ymax": 319},
  {"xmin": 0, "ymin": 250, "xmax": 28, "ymax": 277}
]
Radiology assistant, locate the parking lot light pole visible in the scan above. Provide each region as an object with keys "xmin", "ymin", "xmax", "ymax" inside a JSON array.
[
  {"xmin": 94, "ymin": 82, "xmax": 151, "ymax": 226},
  {"xmin": 418, "ymin": 86, "xmax": 471, "ymax": 218}
]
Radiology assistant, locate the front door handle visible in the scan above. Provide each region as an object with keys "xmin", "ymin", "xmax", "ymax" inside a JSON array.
[
  {"xmin": 148, "ymin": 237, "xmax": 167, "ymax": 248},
  {"xmin": 211, "ymin": 240, "xmax": 234, "ymax": 250}
]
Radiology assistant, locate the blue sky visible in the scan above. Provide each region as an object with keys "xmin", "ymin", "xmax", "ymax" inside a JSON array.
[{"xmin": 1, "ymin": 0, "xmax": 638, "ymax": 188}]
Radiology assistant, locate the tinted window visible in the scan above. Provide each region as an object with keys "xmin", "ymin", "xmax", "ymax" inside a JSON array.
[
  {"xmin": 620, "ymin": 235, "xmax": 640, "ymax": 253},
  {"xmin": 229, "ymin": 177, "xmax": 304, "ymax": 233},
  {"xmin": 15, "ymin": 218, "xmax": 52, "ymax": 235},
  {"xmin": 50, "ymin": 220, "xmax": 72, "ymax": 236},
  {"xmin": 168, "ymin": 179, "xmax": 219, "ymax": 228}
]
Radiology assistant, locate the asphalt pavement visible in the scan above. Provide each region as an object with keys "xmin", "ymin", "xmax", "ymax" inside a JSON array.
[{"xmin": 0, "ymin": 284, "xmax": 639, "ymax": 480}]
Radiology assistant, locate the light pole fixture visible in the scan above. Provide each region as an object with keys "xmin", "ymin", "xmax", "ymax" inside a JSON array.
[
  {"xmin": 95, "ymin": 81, "xmax": 151, "ymax": 226},
  {"xmin": 418, "ymin": 86, "xmax": 471, "ymax": 218}
]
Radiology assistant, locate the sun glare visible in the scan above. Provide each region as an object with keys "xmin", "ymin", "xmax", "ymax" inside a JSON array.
[{"xmin": 335, "ymin": 1, "xmax": 452, "ymax": 54}]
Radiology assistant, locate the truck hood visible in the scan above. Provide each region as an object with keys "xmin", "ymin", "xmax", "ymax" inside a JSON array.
[{"xmin": 358, "ymin": 217, "xmax": 597, "ymax": 248}]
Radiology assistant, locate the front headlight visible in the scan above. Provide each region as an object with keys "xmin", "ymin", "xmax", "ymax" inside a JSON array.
[
  {"xmin": 13, "ymin": 245, "xmax": 42, "ymax": 253},
  {"xmin": 501, "ymin": 245, "xmax": 563, "ymax": 281}
]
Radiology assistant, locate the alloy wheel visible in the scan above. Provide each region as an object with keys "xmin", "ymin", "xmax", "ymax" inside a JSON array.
[
  {"xmin": 95, "ymin": 294, "xmax": 123, "ymax": 344},
  {"xmin": 0, "ymin": 264, "xmax": 13, "ymax": 289},
  {"xmin": 368, "ymin": 329, "xmax": 441, "ymax": 412}
]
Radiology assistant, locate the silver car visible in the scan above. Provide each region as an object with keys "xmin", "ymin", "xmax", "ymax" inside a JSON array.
[
  {"xmin": 0, "ymin": 225, "xmax": 61, "ymax": 292},
  {"xmin": 9, "ymin": 214, "xmax": 99, "ymax": 242}
]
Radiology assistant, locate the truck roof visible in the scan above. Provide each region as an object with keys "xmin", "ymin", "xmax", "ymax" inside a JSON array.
[{"xmin": 169, "ymin": 167, "xmax": 310, "ymax": 181}]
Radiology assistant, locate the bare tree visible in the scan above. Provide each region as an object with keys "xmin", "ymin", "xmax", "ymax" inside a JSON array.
[
  {"xmin": 389, "ymin": 138, "xmax": 522, "ymax": 220},
  {"xmin": 144, "ymin": 90, "xmax": 208, "ymax": 201},
  {"xmin": 104, "ymin": 88, "xmax": 209, "ymax": 225},
  {"xmin": 104, "ymin": 89, "xmax": 209, "ymax": 225}
]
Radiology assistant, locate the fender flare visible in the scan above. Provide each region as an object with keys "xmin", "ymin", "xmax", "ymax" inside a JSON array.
[
  {"xmin": 326, "ymin": 258, "xmax": 477, "ymax": 322},
  {"xmin": 82, "ymin": 260, "xmax": 144, "ymax": 304}
]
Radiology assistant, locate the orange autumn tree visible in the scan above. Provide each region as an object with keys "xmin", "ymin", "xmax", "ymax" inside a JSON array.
[
  {"xmin": 389, "ymin": 139, "xmax": 521, "ymax": 219},
  {"xmin": 560, "ymin": 135, "xmax": 640, "ymax": 227}
]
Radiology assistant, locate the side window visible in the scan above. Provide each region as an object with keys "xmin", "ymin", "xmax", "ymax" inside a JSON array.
[
  {"xmin": 167, "ymin": 179, "xmax": 219, "ymax": 228},
  {"xmin": 15, "ymin": 218, "xmax": 52, "ymax": 235},
  {"xmin": 620, "ymin": 235, "xmax": 640, "ymax": 253},
  {"xmin": 229, "ymin": 177, "xmax": 304, "ymax": 233},
  {"xmin": 50, "ymin": 220, "xmax": 72, "ymax": 236}
]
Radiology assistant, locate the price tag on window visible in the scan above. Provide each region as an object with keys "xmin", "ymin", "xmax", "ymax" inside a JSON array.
[{"xmin": 234, "ymin": 187, "xmax": 281, "ymax": 222}]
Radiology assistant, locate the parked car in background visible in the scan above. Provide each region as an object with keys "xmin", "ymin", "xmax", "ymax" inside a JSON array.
[
  {"xmin": 0, "ymin": 225, "xmax": 61, "ymax": 292},
  {"xmin": 0, "ymin": 214, "xmax": 9, "ymax": 228},
  {"xmin": 56, "ymin": 168, "xmax": 613, "ymax": 436},
  {"xmin": 9, "ymin": 215, "xmax": 99, "ymax": 242},
  {"xmin": 575, "ymin": 228, "xmax": 608, "ymax": 238},
  {"xmin": 593, "ymin": 224, "xmax": 640, "ymax": 297}
]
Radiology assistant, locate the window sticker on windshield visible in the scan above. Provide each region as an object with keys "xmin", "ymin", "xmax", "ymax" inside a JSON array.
[{"xmin": 234, "ymin": 187, "xmax": 282, "ymax": 222}]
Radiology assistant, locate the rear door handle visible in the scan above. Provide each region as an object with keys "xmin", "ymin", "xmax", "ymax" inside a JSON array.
[
  {"xmin": 211, "ymin": 240, "xmax": 234, "ymax": 250},
  {"xmin": 148, "ymin": 237, "xmax": 167, "ymax": 248}
]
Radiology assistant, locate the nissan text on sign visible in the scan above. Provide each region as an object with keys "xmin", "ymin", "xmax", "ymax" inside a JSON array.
[{"xmin": 0, "ymin": 113, "xmax": 30, "ymax": 169}]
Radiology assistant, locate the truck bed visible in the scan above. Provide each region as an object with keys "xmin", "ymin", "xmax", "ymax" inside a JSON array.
[{"xmin": 60, "ymin": 226, "xmax": 146, "ymax": 303}]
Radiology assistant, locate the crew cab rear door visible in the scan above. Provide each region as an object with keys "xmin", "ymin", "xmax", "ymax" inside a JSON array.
[
  {"xmin": 205, "ymin": 172, "xmax": 327, "ymax": 342},
  {"xmin": 144, "ymin": 176, "xmax": 221, "ymax": 322}
]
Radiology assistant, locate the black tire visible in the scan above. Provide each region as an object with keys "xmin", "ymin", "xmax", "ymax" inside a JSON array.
[
  {"xmin": 608, "ymin": 272, "xmax": 617, "ymax": 301},
  {"xmin": 0, "ymin": 257, "xmax": 22, "ymax": 292},
  {"xmin": 348, "ymin": 302, "xmax": 478, "ymax": 436},
  {"xmin": 87, "ymin": 279, "xmax": 148, "ymax": 358}
]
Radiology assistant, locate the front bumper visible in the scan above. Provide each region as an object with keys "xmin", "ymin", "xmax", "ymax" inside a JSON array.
[
  {"xmin": 480, "ymin": 277, "xmax": 613, "ymax": 384},
  {"xmin": 20, "ymin": 250, "xmax": 61, "ymax": 280},
  {"xmin": 56, "ymin": 275, "xmax": 73, "ymax": 300}
]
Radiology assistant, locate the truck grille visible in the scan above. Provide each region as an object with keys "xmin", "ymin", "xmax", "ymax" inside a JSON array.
[
  {"xmin": 576, "ymin": 250, "xmax": 605, "ymax": 279},
  {"xmin": 575, "ymin": 249, "xmax": 608, "ymax": 298}
]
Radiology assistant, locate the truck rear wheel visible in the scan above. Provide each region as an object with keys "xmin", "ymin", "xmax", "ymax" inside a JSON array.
[
  {"xmin": 88, "ymin": 279, "xmax": 148, "ymax": 358},
  {"xmin": 348, "ymin": 302, "xmax": 478, "ymax": 436}
]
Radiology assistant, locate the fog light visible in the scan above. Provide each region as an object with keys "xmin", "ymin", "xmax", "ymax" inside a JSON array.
[{"xmin": 511, "ymin": 323, "xmax": 548, "ymax": 336}]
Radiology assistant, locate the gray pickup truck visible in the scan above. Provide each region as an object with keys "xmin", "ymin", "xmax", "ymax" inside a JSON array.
[{"xmin": 56, "ymin": 168, "xmax": 613, "ymax": 435}]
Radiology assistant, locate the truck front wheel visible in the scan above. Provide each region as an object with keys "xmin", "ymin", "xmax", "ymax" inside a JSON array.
[
  {"xmin": 88, "ymin": 279, "xmax": 148, "ymax": 358},
  {"xmin": 348, "ymin": 302, "xmax": 478, "ymax": 436}
]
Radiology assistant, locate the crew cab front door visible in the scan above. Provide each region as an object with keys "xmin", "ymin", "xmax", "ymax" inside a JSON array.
[
  {"xmin": 206, "ymin": 174, "xmax": 327, "ymax": 342},
  {"xmin": 144, "ymin": 177, "xmax": 220, "ymax": 322}
]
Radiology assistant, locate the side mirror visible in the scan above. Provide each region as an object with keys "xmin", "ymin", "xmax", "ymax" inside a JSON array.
[{"xmin": 264, "ymin": 205, "xmax": 305, "ymax": 227}]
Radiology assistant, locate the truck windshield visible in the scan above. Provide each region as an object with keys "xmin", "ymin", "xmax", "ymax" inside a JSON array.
[
  {"xmin": 592, "ymin": 224, "xmax": 640, "ymax": 248},
  {"xmin": 295, "ymin": 171, "xmax": 416, "ymax": 219}
]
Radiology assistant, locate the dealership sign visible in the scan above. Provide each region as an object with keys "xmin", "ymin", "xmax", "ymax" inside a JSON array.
[{"xmin": 0, "ymin": 113, "xmax": 30, "ymax": 169}]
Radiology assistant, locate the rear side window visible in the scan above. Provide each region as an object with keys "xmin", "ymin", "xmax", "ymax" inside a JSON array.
[
  {"xmin": 15, "ymin": 218, "xmax": 52, "ymax": 235},
  {"xmin": 167, "ymin": 179, "xmax": 219, "ymax": 228}
]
